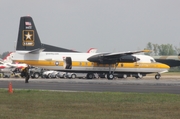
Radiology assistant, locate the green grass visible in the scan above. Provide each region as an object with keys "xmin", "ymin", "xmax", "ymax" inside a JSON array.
[{"xmin": 0, "ymin": 89, "xmax": 180, "ymax": 119}]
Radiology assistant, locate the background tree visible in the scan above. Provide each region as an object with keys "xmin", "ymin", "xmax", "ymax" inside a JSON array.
[
  {"xmin": 144, "ymin": 42, "xmax": 153, "ymax": 55},
  {"xmin": 145, "ymin": 42, "xmax": 177, "ymax": 56},
  {"xmin": 152, "ymin": 44, "xmax": 159, "ymax": 56},
  {"xmin": 174, "ymin": 46, "xmax": 180, "ymax": 55},
  {"xmin": 158, "ymin": 44, "xmax": 176, "ymax": 55}
]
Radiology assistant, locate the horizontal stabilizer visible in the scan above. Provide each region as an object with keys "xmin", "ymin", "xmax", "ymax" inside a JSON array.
[
  {"xmin": 16, "ymin": 48, "xmax": 44, "ymax": 54},
  {"xmin": 27, "ymin": 48, "xmax": 45, "ymax": 54}
]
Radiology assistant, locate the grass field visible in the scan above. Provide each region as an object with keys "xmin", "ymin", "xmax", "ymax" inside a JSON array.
[{"xmin": 0, "ymin": 89, "xmax": 180, "ymax": 119}]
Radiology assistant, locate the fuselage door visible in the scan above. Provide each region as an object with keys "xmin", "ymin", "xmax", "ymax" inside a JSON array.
[{"xmin": 63, "ymin": 57, "xmax": 72, "ymax": 69}]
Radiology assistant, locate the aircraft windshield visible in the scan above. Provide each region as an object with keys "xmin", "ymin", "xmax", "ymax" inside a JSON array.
[{"xmin": 150, "ymin": 59, "xmax": 156, "ymax": 63}]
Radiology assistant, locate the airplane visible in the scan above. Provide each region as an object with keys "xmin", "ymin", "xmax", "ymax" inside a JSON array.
[
  {"xmin": 12, "ymin": 16, "xmax": 170, "ymax": 80},
  {"xmin": 0, "ymin": 52, "xmax": 27, "ymax": 73},
  {"xmin": 87, "ymin": 48, "xmax": 97, "ymax": 53}
]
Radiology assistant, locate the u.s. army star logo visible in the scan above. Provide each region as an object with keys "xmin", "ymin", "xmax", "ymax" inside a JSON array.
[{"xmin": 22, "ymin": 30, "xmax": 34, "ymax": 46}]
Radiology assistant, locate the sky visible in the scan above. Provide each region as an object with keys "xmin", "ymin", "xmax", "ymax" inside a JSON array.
[{"xmin": 0, "ymin": 0, "xmax": 180, "ymax": 54}]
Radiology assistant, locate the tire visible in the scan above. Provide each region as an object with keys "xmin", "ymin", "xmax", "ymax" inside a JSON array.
[
  {"xmin": 155, "ymin": 74, "xmax": 161, "ymax": 80},
  {"xmin": 135, "ymin": 73, "xmax": 143, "ymax": 79},
  {"xmin": 123, "ymin": 74, "xmax": 127, "ymax": 79},
  {"xmin": 55, "ymin": 74, "xmax": 59, "ymax": 78},
  {"xmin": 34, "ymin": 72, "xmax": 40, "ymax": 79},
  {"xmin": 86, "ymin": 73, "xmax": 94, "ymax": 79},
  {"xmin": 107, "ymin": 73, "xmax": 114, "ymax": 80},
  {"xmin": 48, "ymin": 73, "xmax": 51, "ymax": 78},
  {"xmin": 138, "ymin": 73, "xmax": 143, "ymax": 79},
  {"xmin": 71, "ymin": 74, "xmax": 76, "ymax": 79},
  {"xmin": 62, "ymin": 74, "xmax": 66, "ymax": 78},
  {"xmin": 31, "ymin": 76, "xmax": 35, "ymax": 79}
]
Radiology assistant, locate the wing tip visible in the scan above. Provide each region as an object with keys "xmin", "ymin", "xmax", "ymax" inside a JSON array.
[{"xmin": 143, "ymin": 49, "xmax": 151, "ymax": 52}]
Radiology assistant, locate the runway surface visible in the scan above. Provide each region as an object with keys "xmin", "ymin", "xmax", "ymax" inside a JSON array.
[{"xmin": 0, "ymin": 76, "xmax": 180, "ymax": 94}]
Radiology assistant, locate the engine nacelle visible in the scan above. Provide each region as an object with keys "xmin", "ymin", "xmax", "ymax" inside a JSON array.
[
  {"xmin": 87, "ymin": 54, "xmax": 139, "ymax": 64},
  {"xmin": 87, "ymin": 55, "xmax": 103, "ymax": 63},
  {"xmin": 118, "ymin": 55, "xmax": 138, "ymax": 62}
]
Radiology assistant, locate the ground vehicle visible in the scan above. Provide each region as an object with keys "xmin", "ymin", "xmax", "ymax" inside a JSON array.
[
  {"xmin": 66, "ymin": 73, "xmax": 97, "ymax": 79},
  {"xmin": 59, "ymin": 72, "xmax": 67, "ymax": 78},
  {"xmin": 50, "ymin": 71, "xmax": 61, "ymax": 78},
  {"xmin": 29, "ymin": 67, "xmax": 44, "ymax": 79},
  {"xmin": 65, "ymin": 73, "xmax": 80, "ymax": 79},
  {"xmin": 42, "ymin": 71, "xmax": 61, "ymax": 78}
]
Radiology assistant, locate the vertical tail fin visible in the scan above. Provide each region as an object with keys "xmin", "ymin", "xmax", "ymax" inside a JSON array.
[
  {"xmin": 16, "ymin": 16, "xmax": 42, "ymax": 51},
  {"xmin": 87, "ymin": 48, "xmax": 97, "ymax": 53}
]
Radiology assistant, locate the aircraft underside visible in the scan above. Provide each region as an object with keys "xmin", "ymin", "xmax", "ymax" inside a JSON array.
[{"xmin": 35, "ymin": 65, "xmax": 166, "ymax": 80}]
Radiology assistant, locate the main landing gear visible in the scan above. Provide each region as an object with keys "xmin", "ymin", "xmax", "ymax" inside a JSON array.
[
  {"xmin": 135, "ymin": 73, "xmax": 143, "ymax": 79},
  {"xmin": 107, "ymin": 73, "xmax": 114, "ymax": 80},
  {"xmin": 107, "ymin": 63, "xmax": 119, "ymax": 80},
  {"xmin": 86, "ymin": 73, "xmax": 94, "ymax": 79}
]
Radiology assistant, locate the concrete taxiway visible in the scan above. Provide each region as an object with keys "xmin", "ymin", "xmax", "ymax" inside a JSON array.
[{"xmin": 0, "ymin": 76, "xmax": 180, "ymax": 94}]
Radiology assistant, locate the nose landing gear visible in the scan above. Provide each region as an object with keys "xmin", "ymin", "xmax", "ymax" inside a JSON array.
[{"xmin": 155, "ymin": 73, "xmax": 161, "ymax": 80}]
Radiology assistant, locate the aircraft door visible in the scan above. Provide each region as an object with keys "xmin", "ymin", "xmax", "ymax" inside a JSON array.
[{"xmin": 63, "ymin": 57, "xmax": 72, "ymax": 69}]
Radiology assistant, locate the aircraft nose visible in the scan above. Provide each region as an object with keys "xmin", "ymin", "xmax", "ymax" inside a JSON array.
[{"xmin": 159, "ymin": 63, "xmax": 170, "ymax": 69}]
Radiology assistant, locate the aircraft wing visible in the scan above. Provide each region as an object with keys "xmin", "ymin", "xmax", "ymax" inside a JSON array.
[
  {"xmin": 103, "ymin": 50, "xmax": 150, "ymax": 57},
  {"xmin": 6, "ymin": 64, "xmax": 17, "ymax": 68},
  {"xmin": 0, "ymin": 60, "xmax": 5, "ymax": 64},
  {"xmin": 87, "ymin": 50, "xmax": 150, "ymax": 64}
]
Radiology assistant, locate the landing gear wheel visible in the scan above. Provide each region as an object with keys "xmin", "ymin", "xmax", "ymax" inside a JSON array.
[
  {"xmin": 86, "ymin": 73, "xmax": 94, "ymax": 79},
  {"xmin": 107, "ymin": 73, "xmax": 114, "ymax": 80},
  {"xmin": 71, "ymin": 74, "xmax": 76, "ymax": 79},
  {"xmin": 123, "ymin": 74, "xmax": 127, "ymax": 79},
  {"xmin": 34, "ymin": 73, "xmax": 40, "ymax": 79},
  {"xmin": 155, "ymin": 74, "xmax": 161, "ymax": 80},
  {"xmin": 135, "ymin": 73, "xmax": 143, "ymax": 79}
]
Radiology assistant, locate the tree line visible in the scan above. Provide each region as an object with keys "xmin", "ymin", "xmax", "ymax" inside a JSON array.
[{"xmin": 144, "ymin": 42, "xmax": 180, "ymax": 56}]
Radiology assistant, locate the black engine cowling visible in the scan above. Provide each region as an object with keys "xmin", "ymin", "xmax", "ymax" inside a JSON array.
[
  {"xmin": 118, "ymin": 55, "xmax": 138, "ymax": 62},
  {"xmin": 87, "ymin": 54, "xmax": 138, "ymax": 64}
]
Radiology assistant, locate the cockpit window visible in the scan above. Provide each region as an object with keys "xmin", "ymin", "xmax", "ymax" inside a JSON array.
[{"xmin": 150, "ymin": 59, "xmax": 156, "ymax": 62}]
